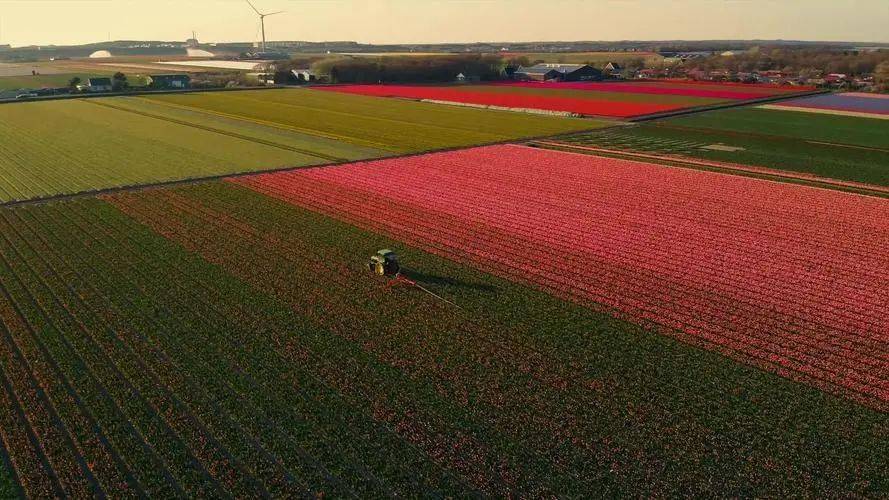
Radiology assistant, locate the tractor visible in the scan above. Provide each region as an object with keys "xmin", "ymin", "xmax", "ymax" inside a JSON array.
[{"xmin": 368, "ymin": 249, "xmax": 401, "ymax": 277}]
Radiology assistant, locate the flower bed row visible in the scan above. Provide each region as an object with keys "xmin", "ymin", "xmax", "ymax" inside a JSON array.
[
  {"xmin": 317, "ymin": 79, "xmax": 817, "ymax": 118},
  {"xmin": 235, "ymin": 144, "xmax": 889, "ymax": 406},
  {"xmin": 315, "ymin": 85, "xmax": 681, "ymax": 117},
  {"xmin": 487, "ymin": 81, "xmax": 775, "ymax": 100}
]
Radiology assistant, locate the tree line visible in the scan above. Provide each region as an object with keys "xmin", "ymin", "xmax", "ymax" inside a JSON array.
[
  {"xmin": 305, "ymin": 54, "xmax": 507, "ymax": 84},
  {"xmin": 683, "ymin": 47, "xmax": 889, "ymax": 78}
]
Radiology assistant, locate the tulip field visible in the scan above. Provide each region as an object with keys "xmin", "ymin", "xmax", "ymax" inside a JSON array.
[
  {"xmin": 318, "ymin": 80, "xmax": 815, "ymax": 118},
  {"xmin": 236, "ymin": 144, "xmax": 889, "ymax": 408},
  {"xmin": 0, "ymin": 77, "xmax": 886, "ymax": 497},
  {"xmin": 0, "ymin": 179, "xmax": 883, "ymax": 497}
]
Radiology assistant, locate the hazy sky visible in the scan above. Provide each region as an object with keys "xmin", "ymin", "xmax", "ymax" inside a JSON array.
[{"xmin": 0, "ymin": 0, "xmax": 887, "ymax": 47}]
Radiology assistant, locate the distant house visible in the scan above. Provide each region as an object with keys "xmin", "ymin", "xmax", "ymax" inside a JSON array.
[
  {"xmin": 824, "ymin": 73, "xmax": 849, "ymax": 88},
  {"xmin": 248, "ymin": 73, "xmax": 277, "ymax": 85},
  {"xmin": 637, "ymin": 68, "xmax": 662, "ymax": 79},
  {"xmin": 291, "ymin": 69, "xmax": 317, "ymax": 83},
  {"xmin": 603, "ymin": 62, "xmax": 623, "ymax": 77},
  {"xmin": 514, "ymin": 64, "xmax": 603, "ymax": 82},
  {"xmin": 147, "ymin": 74, "xmax": 191, "ymax": 89},
  {"xmin": 455, "ymin": 73, "xmax": 481, "ymax": 83},
  {"xmin": 80, "ymin": 77, "xmax": 113, "ymax": 92}
]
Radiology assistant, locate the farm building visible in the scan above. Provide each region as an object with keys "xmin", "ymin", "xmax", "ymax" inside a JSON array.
[
  {"xmin": 80, "ymin": 77, "xmax": 113, "ymax": 92},
  {"xmin": 291, "ymin": 69, "xmax": 318, "ymax": 82},
  {"xmin": 604, "ymin": 62, "xmax": 623, "ymax": 76},
  {"xmin": 514, "ymin": 64, "xmax": 603, "ymax": 82},
  {"xmin": 147, "ymin": 74, "xmax": 191, "ymax": 89}
]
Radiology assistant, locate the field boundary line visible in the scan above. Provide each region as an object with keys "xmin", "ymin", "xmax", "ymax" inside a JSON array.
[
  {"xmin": 0, "ymin": 123, "xmax": 618, "ymax": 209},
  {"xmin": 83, "ymin": 99, "xmax": 348, "ymax": 163},
  {"xmin": 529, "ymin": 141, "xmax": 889, "ymax": 199}
]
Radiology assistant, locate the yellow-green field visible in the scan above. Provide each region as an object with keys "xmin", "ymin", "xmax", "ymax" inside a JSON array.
[{"xmin": 0, "ymin": 89, "xmax": 603, "ymax": 202}]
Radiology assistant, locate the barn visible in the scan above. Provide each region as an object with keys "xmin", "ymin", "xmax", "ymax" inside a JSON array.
[{"xmin": 514, "ymin": 64, "xmax": 603, "ymax": 82}]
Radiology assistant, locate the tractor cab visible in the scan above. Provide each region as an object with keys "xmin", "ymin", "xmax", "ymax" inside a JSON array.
[{"xmin": 369, "ymin": 249, "xmax": 401, "ymax": 277}]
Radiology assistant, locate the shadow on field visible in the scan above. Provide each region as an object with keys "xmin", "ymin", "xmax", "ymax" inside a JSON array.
[{"xmin": 402, "ymin": 269, "xmax": 498, "ymax": 293}]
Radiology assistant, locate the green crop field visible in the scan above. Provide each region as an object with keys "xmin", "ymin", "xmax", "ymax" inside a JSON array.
[
  {"xmin": 0, "ymin": 99, "xmax": 349, "ymax": 202},
  {"xmin": 0, "ymin": 90, "xmax": 602, "ymax": 202},
  {"xmin": 144, "ymin": 89, "xmax": 602, "ymax": 152},
  {"xmin": 0, "ymin": 181, "xmax": 883, "ymax": 497},
  {"xmin": 663, "ymin": 107, "xmax": 889, "ymax": 149},
  {"xmin": 558, "ymin": 109, "xmax": 889, "ymax": 186}
]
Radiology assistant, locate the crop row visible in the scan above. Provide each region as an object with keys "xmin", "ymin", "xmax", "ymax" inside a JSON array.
[
  {"xmin": 234, "ymin": 144, "xmax": 889, "ymax": 408},
  {"xmin": 0, "ymin": 92, "xmax": 599, "ymax": 204},
  {"xmin": 0, "ymin": 100, "xmax": 331, "ymax": 203},
  {"xmin": 318, "ymin": 85, "xmax": 684, "ymax": 117},
  {"xmin": 145, "ymin": 89, "xmax": 599, "ymax": 154},
  {"xmin": 0, "ymin": 181, "xmax": 884, "ymax": 495},
  {"xmin": 487, "ymin": 81, "xmax": 775, "ymax": 100},
  {"xmin": 319, "ymin": 80, "xmax": 813, "ymax": 118},
  {"xmin": 107, "ymin": 182, "xmax": 889, "ymax": 496},
  {"xmin": 104, "ymin": 186, "xmax": 644, "ymax": 496},
  {"xmin": 0, "ymin": 199, "xmax": 491, "ymax": 497}
]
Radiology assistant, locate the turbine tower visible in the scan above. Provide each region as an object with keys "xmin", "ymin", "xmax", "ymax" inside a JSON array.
[{"xmin": 245, "ymin": 0, "xmax": 283, "ymax": 53}]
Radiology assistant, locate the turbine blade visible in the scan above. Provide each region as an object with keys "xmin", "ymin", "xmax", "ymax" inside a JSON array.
[
  {"xmin": 245, "ymin": 0, "xmax": 262, "ymax": 16},
  {"xmin": 265, "ymin": 11, "xmax": 285, "ymax": 16}
]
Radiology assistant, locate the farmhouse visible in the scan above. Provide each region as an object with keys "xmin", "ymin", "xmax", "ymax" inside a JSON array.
[
  {"xmin": 147, "ymin": 74, "xmax": 191, "ymax": 89},
  {"xmin": 515, "ymin": 64, "xmax": 603, "ymax": 82},
  {"xmin": 80, "ymin": 77, "xmax": 113, "ymax": 92}
]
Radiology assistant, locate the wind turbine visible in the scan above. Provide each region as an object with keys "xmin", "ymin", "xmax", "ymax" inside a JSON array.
[{"xmin": 245, "ymin": 0, "xmax": 283, "ymax": 53}]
